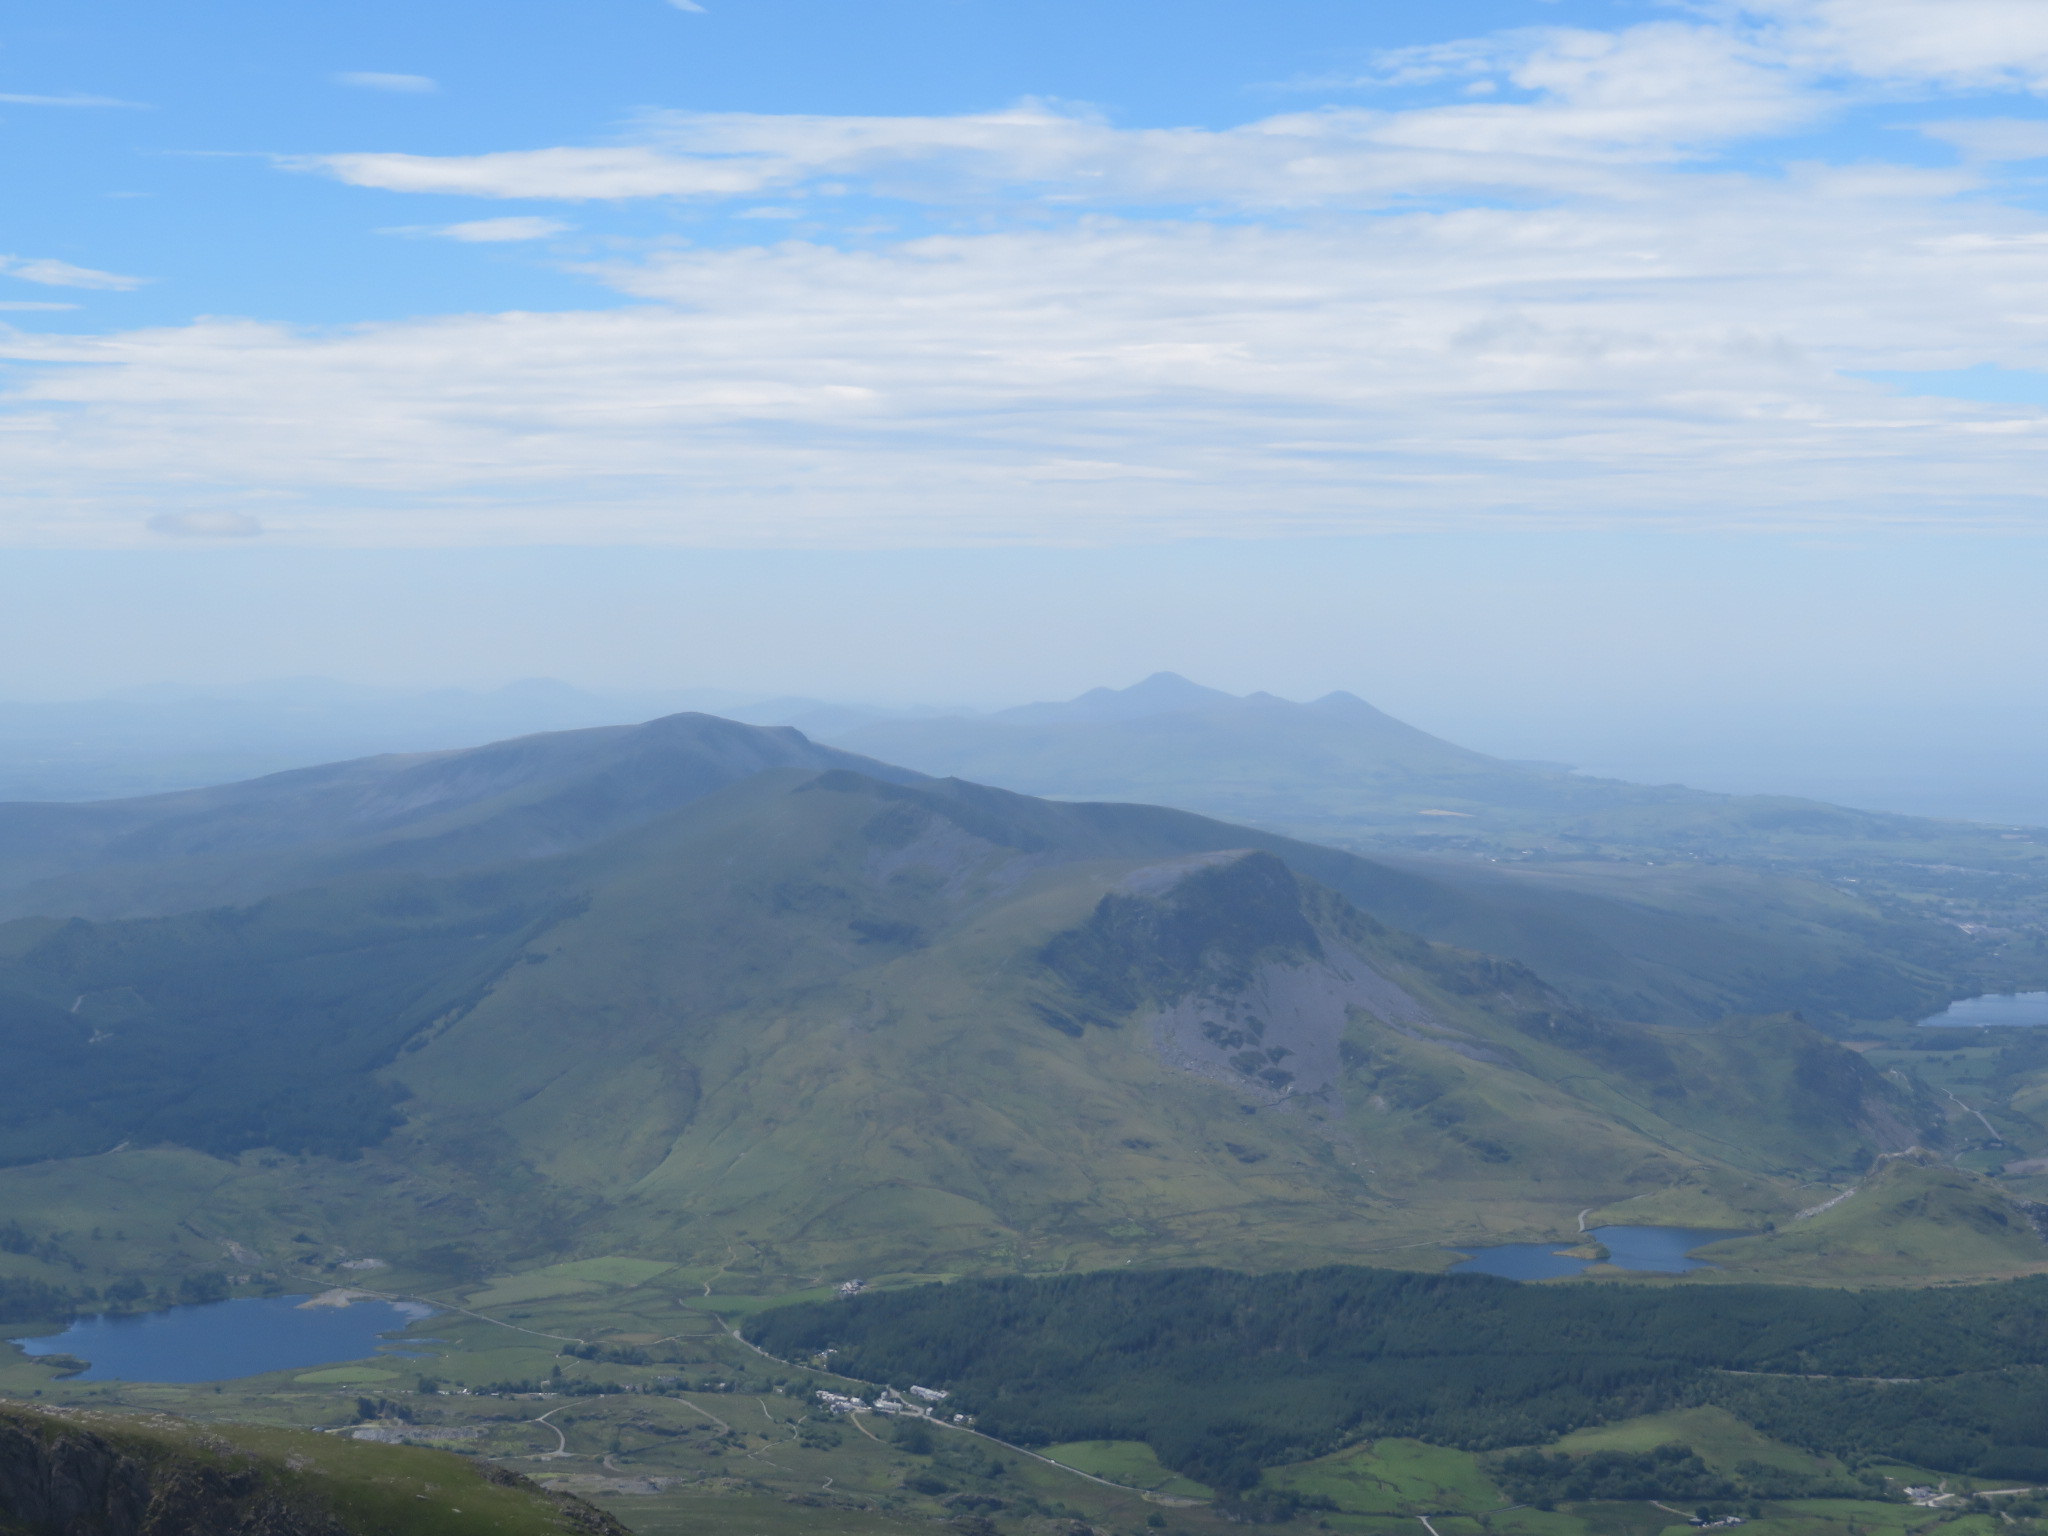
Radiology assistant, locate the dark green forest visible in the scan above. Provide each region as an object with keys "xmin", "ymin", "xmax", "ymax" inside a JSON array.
[
  {"xmin": 0, "ymin": 874, "xmax": 572, "ymax": 1163},
  {"xmin": 1488, "ymin": 1444, "xmax": 1881, "ymax": 1507},
  {"xmin": 746, "ymin": 1267, "xmax": 2048, "ymax": 1492}
]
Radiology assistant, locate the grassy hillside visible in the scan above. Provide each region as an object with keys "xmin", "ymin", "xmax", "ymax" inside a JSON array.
[
  {"xmin": 0, "ymin": 1399, "xmax": 624, "ymax": 1535},
  {"xmin": 0, "ymin": 767, "xmax": 1961, "ymax": 1294},
  {"xmin": 1693, "ymin": 1160, "xmax": 2048, "ymax": 1281},
  {"xmin": 0, "ymin": 706, "xmax": 2019, "ymax": 1031},
  {"xmin": 0, "ymin": 712, "xmax": 922, "ymax": 923}
]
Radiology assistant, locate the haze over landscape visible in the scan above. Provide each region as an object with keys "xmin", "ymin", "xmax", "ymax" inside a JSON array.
[{"xmin": 7, "ymin": 3, "xmax": 2048, "ymax": 1536}]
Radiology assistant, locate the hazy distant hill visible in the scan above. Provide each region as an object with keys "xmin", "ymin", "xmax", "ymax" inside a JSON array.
[
  {"xmin": 832, "ymin": 675, "xmax": 2048, "ymax": 1022},
  {"xmin": 0, "ymin": 712, "xmax": 923, "ymax": 921},
  {"xmin": 832, "ymin": 674, "xmax": 2028, "ymax": 850},
  {"xmin": 0, "ymin": 677, "xmax": 964, "ymax": 802}
]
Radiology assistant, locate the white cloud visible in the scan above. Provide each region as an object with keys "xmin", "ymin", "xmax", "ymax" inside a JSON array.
[
  {"xmin": 667, "ymin": 0, "xmax": 707, "ymax": 11},
  {"xmin": 0, "ymin": 301, "xmax": 79, "ymax": 311},
  {"xmin": 1365, "ymin": 23, "xmax": 1812, "ymax": 158},
  {"xmin": 314, "ymin": 145, "xmax": 774, "ymax": 199},
  {"xmin": 419, "ymin": 216, "xmax": 574, "ymax": 242},
  {"xmin": 0, "ymin": 256, "xmax": 147, "ymax": 290},
  {"xmin": 302, "ymin": 100, "xmax": 1728, "ymax": 210},
  {"xmin": 335, "ymin": 72, "xmax": 439, "ymax": 94},
  {"xmin": 1743, "ymin": 0, "xmax": 2048, "ymax": 91},
  {"xmin": 16, "ymin": 3, "xmax": 2048, "ymax": 549},
  {"xmin": 1920, "ymin": 118, "xmax": 2048, "ymax": 161},
  {"xmin": 296, "ymin": 23, "xmax": 1836, "ymax": 211},
  {"xmin": 9, "ymin": 172, "xmax": 2048, "ymax": 547},
  {"xmin": 0, "ymin": 92, "xmax": 146, "ymax": 108}
]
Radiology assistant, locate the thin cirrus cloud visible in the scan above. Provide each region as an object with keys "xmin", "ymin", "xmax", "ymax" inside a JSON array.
[
  {"xmin": 334, "ymin": 71, "xmax": 439, "ymax": 94},
  {"xmin": 0, "ymin": 92, "xmax": 147, "ymax": 108},
  {"xmin": 306, "ymin": 25, "xmax": 1824, "ymax": 209},
  {"xmin": 387, "ymin": 217, "xmax": 575, "ymax": 243},
  {"xmin": 12, "ymin": 0, "xmax": 2048, "ymax": 549},
  {"xmin": 433, "ymin": 216, "xmax": 573, "ymax": 242},
  {"xmin": 0, "ymin": 255, "xmax": 147, "ymax": 291},
  {"xmin": 311, "ymin": 11, "xmax": 2048, "ymax": 212},
  {"xmin": 316, "ymin": 144, "xmax": 775, "ymax": 200},
  {"xmin": 1920, "ymin": 118, "xmax": 2048, "ymax": 162}
]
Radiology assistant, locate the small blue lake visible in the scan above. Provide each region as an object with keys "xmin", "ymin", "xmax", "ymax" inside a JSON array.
[
  {"xmin": 1447, "ymin": 1225, "xmax": 1746, "ymax": 1280},
  {"xmin": 12, "ymin": 1294, "xmax": 436, "ymax": 1383},
  {"xmin": 1921, "ymin": 992, "xmax": 2048, "ymax": 1028}
]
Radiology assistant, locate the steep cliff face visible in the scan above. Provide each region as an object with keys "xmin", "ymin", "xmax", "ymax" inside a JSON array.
[{"xmin": 0, "ymin": 1403, "xmax": 626, "ymax": 1536}]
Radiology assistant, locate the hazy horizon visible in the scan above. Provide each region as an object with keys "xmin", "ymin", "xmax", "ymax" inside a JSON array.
[
  {"xmin": 2, "ymin": 661, "xmax": 2042, "ymax": 828},
  {"xmin": 8, "ymin": 1, "xmax": 2048, "ymax": 820}
]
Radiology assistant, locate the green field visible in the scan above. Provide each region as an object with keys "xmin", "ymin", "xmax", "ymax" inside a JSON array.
[
  {"xmin": 4, "ymin": 1252, "xmax": 2042, "ymax": 1536},
  {"xmin": 1551, "ymin": 1409, "xmax": 1838, "ymax": 1478},
  {"xmin": 1265, "ymin": 1437, "xmax": 1505, "ymax": 1514},
  {"xmin": 1042, "ymin": 1439, "xmax": 1213, "ymax": 1497}
]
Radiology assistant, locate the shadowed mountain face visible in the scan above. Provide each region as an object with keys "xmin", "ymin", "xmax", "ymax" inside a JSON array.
[
  {"xmin": 0, "ymin": 713, "xmax": 924, "ymax": 922},
  {"xmin": 0, "ymin": 765, "xmax": 1945, "ymax": 1278}
]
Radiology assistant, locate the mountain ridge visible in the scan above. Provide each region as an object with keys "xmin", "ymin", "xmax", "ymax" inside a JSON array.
[
  {"xmin": 0, "ymin": 763, "xmax": 1954, "ymax": 1289},
  {"xmin": 0, "ymin": 712, "xmax": 925, "ymax": 922},
  {"xmin": 828, "ymin": 677, "xmax": 2048, "ymax": 1026},
  {"xmin": 0, "ymin": 706, "xmax": 2002, "ymax": 1030}
]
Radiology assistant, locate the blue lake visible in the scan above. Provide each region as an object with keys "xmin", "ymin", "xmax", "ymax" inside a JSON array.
[
  {"xmin": 1921, "ymin": 992, "xmax": 2048, "ymax": 1028},
  {"xmin": 12, "ymin": 1294, "xmax": 436, "ymax": 1383},
  {"xmin": 1446, "ymin": 1225, "xmax": 1747, "ymax": 1280}
]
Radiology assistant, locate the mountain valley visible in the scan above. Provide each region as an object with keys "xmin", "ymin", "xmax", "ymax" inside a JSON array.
[{"xmin": 0, "ymin": 705, "xmax": 2043, "ymax": 1536}]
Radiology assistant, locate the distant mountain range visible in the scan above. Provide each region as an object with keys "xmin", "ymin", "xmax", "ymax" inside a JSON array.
[
  {"xmin": 0, "ymin": 714, "xmax": 1969, "ymax": 1288},
  {"xmin": 0, "ymin": 678, "xmax": 962, "ymax": 802},
  {"xmin": 0, "ymin": 705, "xmax": 2010, "ymax": 1030},
  {"xmin": 830, "ymin": 672, "xmax": 2032, "ymax": 854},
  {"xmin": 828, "ymin": 673, "xmax": 2048, "ymax": 1024}
]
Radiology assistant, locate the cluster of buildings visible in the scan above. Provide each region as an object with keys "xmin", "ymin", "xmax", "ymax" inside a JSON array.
[{"xmin": 813, "ymin": 1384, "xmax": 957, "ymax": 1419}]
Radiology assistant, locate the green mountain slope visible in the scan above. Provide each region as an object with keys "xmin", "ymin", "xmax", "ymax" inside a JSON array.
[
  {"xmin": 0, "ymin": 1399, "xmax": 625, "ymax": 1536},
  {"xmin": 0, "ymin": 712, "xmax": 921, "ymax": 923},
  {"xmin": 1697, "ymin": 1158, "xmax": 2048, "ymax": 1280},
  {"xmin": 830, "ymin": 677, "xmax": 2048, "ymax": 1023},
  {"xmin": 0, "ymin": 769, "xmax": 1948, "ymax": 1286},
  {"xmin": 0, "ymin": 707, "xmax": 1994, "ymax": 1031}
]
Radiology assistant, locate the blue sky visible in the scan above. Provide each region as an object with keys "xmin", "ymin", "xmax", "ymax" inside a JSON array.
[
  {"xmin": 12, "ymin": 0, "xmax": 2048, "ymax": 550},
  {"xmin": 5, "ymin": 1, "xmax": 2048, "ymax": 813},
  {"xmin": 13, "ymin": 0, "xmax": 2048, "ymax": 337},
  {"xmin": 11, "ymin": 0, "xmax": 1602, "ymax": 330}
]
